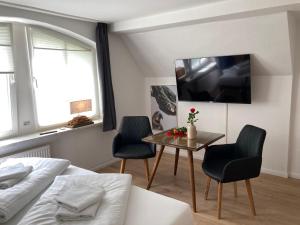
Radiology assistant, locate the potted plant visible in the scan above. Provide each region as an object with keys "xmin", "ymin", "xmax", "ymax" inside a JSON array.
[{"xmin": 187, "ymin": 107, "xmax": 199, "ymax": 139}]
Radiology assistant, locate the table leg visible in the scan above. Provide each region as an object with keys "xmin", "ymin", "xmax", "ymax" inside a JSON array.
[
  {"xmin": 144, "ymin": 159, "xmax": 150, "ymax": 181},
  {"xmin": 147, "ymin": 145, "xmax": 165, "ymax": 190},
  {"xmin": 187, "ymin": 150, "xmax": 197, "ymax": 212},
  {"xmin": 174, "ymin": 148, "xmax": 180, "ymax": 176}
]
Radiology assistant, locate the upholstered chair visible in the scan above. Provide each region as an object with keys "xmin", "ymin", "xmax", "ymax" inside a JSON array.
[
  {"xmin": 113, "ymin": 116, "xmax": 156, "ymax": 181},
  {"xmin": 202, "ymin": 125, "xmax": 266, "ymax": 219}
]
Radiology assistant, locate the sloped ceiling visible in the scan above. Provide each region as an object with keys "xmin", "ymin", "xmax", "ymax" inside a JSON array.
[{"xmin": 121, "ymin": 12, "xmax": 293, "ymax": 78}]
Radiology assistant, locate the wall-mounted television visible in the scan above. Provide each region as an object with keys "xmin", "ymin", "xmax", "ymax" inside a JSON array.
[{"xmin": 175, "ymin": 54, "xmax": 251, "ymax": 104}]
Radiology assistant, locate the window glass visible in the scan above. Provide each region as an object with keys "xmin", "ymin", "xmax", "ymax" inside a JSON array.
[
  {"xmin": 29, "ymin": 27, "xmax": 98, "ymax": 127},
  {"xmin": 0, "ymin": 24, "xmax": 15, "ymax": 137}
]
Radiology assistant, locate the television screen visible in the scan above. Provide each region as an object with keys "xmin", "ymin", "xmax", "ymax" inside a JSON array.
[{"xmin": 175, "ymin": 54, "xmax": 251, "ymax": 104}]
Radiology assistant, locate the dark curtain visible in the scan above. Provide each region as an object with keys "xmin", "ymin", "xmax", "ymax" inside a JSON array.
[{"xmin": 96, "ymin": 23, "xmax": 116, "ymax": 131}]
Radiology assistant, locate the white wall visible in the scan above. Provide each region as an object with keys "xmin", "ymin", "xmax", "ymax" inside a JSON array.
[
  {"xmin": 109, "ymin": 34, "xmax": 146, "ymax": 121},
  {"xmin": 289, "ymin": 15, "xmax": 300, "ymax": 179},
  {"xmin": 124, "ymin": 12, "xmax": 296, "ymax": 177},
  {"xmin": 0, "ymin": 5, "xmax": 146, "ymax": 170}
]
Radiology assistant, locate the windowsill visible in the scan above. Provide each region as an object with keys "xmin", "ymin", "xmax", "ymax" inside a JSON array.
[{"xmin": 0, "ymin": 119, "xmax": 102, "ymax": 149}]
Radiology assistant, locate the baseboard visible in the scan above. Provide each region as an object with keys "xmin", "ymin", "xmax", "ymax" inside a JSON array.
[
  {"xmin": 261, "ymin": 167, "xmax": 288, "ymax": 178},
  {"xmin": 289, "ymin": 172, "xmax": 300, "ymax": 179},
  {"xmin": 91, "ymin": 158, "xmax": 120, "ymax": 172}
]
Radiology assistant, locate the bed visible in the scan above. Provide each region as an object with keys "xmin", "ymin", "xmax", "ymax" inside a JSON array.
[{"xmin": 3, "ymin": 164, "xmax": 194, "ymax": 225}]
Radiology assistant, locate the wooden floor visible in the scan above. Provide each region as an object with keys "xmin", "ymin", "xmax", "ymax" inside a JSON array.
[{"xmin": 98, "ymin": 153, "xmax": 300, "ymax": 225}]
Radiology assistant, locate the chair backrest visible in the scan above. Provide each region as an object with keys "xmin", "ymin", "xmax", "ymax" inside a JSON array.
[
  {"xmin": 119, "ymin": 116, "xmax": 153, "ymax": 145},
  {"xmin": 236, "ymin": 124, "xmax": 266, "ymax": 158}
]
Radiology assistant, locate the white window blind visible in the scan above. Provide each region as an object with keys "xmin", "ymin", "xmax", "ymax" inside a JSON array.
[
  {"xmin": 29, "ymin": 27, "xmax": 98, "ymax": 127},
  {"xmin": 0, "ymin": 24, "xmax": 16, "ymax": 137},
  {"xmin": 0, "ymin": 25, "xmax": 14, "ymax": 72}
]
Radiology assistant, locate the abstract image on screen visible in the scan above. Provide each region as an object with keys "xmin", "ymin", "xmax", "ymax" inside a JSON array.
[{"xmin": 175, "ymin": 54, "xmax": 251, "ymax": 104}]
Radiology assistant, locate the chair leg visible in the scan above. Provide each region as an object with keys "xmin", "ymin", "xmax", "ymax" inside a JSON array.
[
  {"xmin": 174, "ymin": 148, "xmax": 180, "ymax": 176},
  {"xmin": 234, "ymin": 182, "xmax": 238, "ymax": 197},
  {"xmin": 217, "ymin": 182, "xmax": 223, "ymax": 219},
  {"xmin": 204, "ymin": 176, "xmax": 211, "ymax": 200},
  {"xmin": 120, "ymin": 159, "xmax": 126, "ymax": 173},
  {"xmin": 245, "ymin": 179, "xmax": 256, "ymax": 216},
  {"xmin": 144, "ymin": 159, "xmax": 150, "ymax": 181}
]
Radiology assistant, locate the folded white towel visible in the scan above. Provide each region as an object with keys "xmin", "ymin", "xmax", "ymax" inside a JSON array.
[
  {"xmin": 0, "ymin": 158, "xmax": 70, "ymax": 223},
  {"xmin": 0, "ymin": 163, "xmax": 28, "ymax": 181},
  {"xmin": 17, "ymin": 174, "xmax": 132, "ymax": 225},
  {"xmin": 0, "ymin": 166, "xmax": 33, "ymax": 189},
  {"xmin": 56, "ymin": 200, "xmax": 101, "ymax": 222},
  {"xmin": 55, "ymin": 183, "xmax": 105, "ymax": 212}
]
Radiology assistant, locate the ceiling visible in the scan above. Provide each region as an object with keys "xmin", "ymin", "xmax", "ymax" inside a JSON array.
[{"xmin": 0, "ymin": 0, "xmax": 227, "ymax": 22}]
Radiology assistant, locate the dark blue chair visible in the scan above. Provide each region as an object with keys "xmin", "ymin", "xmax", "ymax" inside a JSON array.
[
  {"xmin": 113, "ymin": 116, "xmax": 156, "ymax": 181},
  {"xmin": 202, "ymin": 125, "xmax": 266, "ymax": 219}
]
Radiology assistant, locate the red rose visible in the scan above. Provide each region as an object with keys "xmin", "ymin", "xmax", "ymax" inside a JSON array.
[{"xmin": 190, "ymin": 108, "xmax": 196, "ymax": 113}]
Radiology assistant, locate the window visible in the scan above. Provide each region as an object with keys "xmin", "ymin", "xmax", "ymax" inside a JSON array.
[
  {"xmin": 0, "ymin": 24, "xmax": 17, "ymax": 137},
  {"xmin": 0, "ymin": 22, "xmax": 100, "ymax": 140},
  {"xmin": 28, "ymin": 27, "xmax": 99, "ymax": 127}
]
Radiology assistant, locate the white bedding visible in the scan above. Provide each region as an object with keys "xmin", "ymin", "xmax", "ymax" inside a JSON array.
[
  {"xmin": 125, "ymin": 186, "xmax": 194, "ymax": 225},
  {"xmin": 0, "ymin": 158, "xmax": 70, "ymax": 223},
  {"xmin": 3, "ymin": 165, "xmax": 194, "ymax": 225},
  {"xmin": 17, "ymin": 174, "xmax": 132, "ymax": 225}
]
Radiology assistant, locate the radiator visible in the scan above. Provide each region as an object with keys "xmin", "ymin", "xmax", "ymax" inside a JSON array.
[{"xmin": 0, "ymin": 145, "xmax": 51, "ymax": 160}]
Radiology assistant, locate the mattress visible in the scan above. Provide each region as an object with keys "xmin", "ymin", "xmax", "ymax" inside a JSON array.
[{"xmin": 3, "ymin": 165, "xmax": 194, "ymax": 225}]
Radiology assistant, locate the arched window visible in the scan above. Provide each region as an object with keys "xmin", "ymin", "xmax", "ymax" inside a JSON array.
[
  {"xmin": 0, "ymin": 22, "xmax": 100, "ymax": 139},
  {"xmin": 28, "ymin": 26, "xmax": 99, "ymax": 127}
]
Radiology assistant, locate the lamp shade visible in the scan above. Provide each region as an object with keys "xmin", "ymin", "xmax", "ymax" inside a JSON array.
[{"xmin": 70, "ymin": 99, "xmax": 92, "ymax": 114}]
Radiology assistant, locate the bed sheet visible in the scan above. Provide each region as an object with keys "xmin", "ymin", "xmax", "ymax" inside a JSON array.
[{"xmin": 4, "ymin": 165, "xmax": 194, "ymax": 225}]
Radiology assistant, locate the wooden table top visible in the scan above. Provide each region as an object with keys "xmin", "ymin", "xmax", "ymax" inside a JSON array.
[{"xmin": 143, "ymin": 129, "xmax": 225, "ymax": 151}]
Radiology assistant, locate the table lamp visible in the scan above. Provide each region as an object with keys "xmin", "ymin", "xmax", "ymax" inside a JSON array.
[{"xmin": 67, "ymin": 99, "xmax": 94, "ymax": 128}]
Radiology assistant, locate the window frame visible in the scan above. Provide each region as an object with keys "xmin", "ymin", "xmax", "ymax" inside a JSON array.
[
  {"xmin": 26, "ymin": 25, "xmax": 101, "ymax": 130},
  {"xmin": 0, "ymin": 23, "xmax": 18, "ymax": 139}
]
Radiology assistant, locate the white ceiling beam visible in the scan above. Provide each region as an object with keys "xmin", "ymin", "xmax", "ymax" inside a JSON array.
[{"xmin": 110, "ymin": 0, "xmax": 300, "ymax": 33}]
